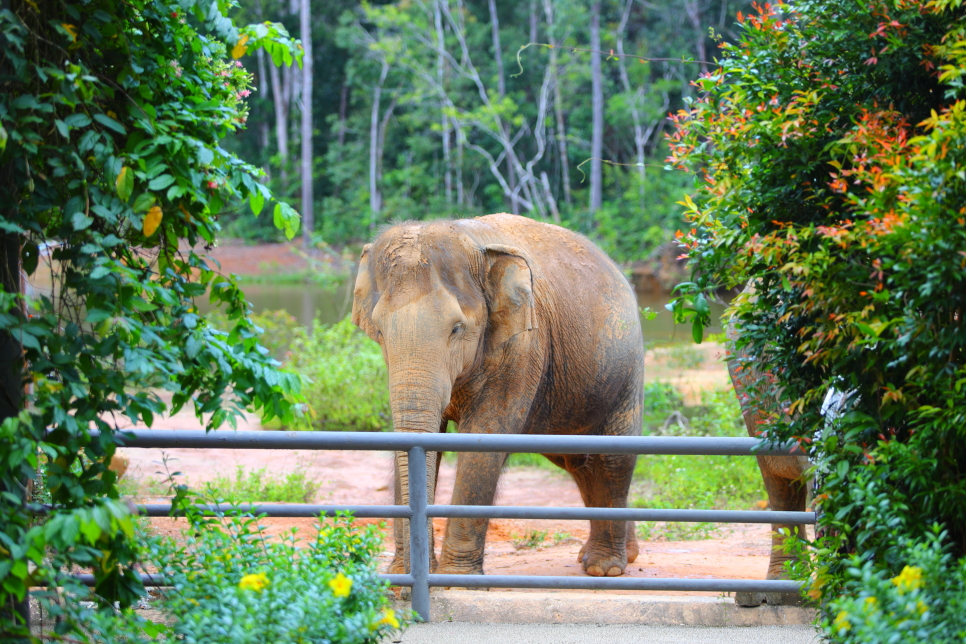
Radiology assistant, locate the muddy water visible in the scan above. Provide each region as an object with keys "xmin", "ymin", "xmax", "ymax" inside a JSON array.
[{"xmin": 233, "ymin": 282, "xmax": 727, "ymax": 346}]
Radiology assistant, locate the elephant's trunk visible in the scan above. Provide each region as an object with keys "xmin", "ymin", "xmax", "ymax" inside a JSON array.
[{"xmin": 388, "ymin": 364, "xmax": 448, "ymax": 574}]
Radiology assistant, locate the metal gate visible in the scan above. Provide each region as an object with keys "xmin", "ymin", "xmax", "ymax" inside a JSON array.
[{"xmin": 112, "ymin": 429, "xmax": 812, "ymax": 621}]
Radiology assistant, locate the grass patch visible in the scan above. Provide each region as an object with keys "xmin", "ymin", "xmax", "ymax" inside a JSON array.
[
  {"xmin": 632, "ymin": 387, "xmax": 765, "ymax": 540},
  {"xmin": 204, "ymin": 464, "xmax": 321, "ymax": 504}
]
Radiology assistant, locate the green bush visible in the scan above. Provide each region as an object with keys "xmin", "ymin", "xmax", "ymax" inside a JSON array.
[
  {"xmin": 79, "ymin": 511, "xmax": 405, "ymax": 643},
  {"xmin": 287, "ymin": 317, "xmax": 390, "ymax": 431},
  {"xmin": 668, "ymin": 0, "xmax": 966, "ymax": 637},
  {"xmin": 206, "ymin": 465, "xmax": 321, "ymax": 504}
]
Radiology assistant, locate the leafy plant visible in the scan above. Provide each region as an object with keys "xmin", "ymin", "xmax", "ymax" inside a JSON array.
[
  {"xmin": 66, "ymin": 510, "xmax": 406, "ymax": 643},
  {"xmin": 668, "ymin": 0, "xmax": 966, "ymax": 638},
  {"xmin": 0, "ymin": 0, "xmax": 304, "ymax": 637},
  {"xmin": 286, "ymin": 317, "xmax": 390, "ymax": 431},
  {"xmin": 633, "ymin": 387, "xmax": 763, "ymax": 539},
  {"xmin": 205, "ymin": 464, "xmax": 321, "ymax": 504},
  {"xmin": 511, "ymin": 529, "xmax": 548, "ymax": 550}
]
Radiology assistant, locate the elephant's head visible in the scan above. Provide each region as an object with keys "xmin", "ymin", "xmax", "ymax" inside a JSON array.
[
  {"xmin": 351, "ymin": 222, "xmax": 537, "ymax": 436},
  {"xmin": 351, "ymin": 222, "xmax": 538, "ymax": 572}
]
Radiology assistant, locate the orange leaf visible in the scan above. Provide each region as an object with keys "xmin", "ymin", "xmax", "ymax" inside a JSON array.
[{"xmin": 143, "ymin": 206, "xmax": 163, "ymax": 237}]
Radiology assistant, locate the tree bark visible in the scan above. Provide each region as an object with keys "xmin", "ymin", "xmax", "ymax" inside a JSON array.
[
  {"xmin": 300, "ymin": 0, "xmax": 313, "ymax": 246},
  {"xmin": 369, "ymin": 60, "xmax": 390, "ymax": 229},
  {"xmin": 589, "ymin": 0, "xmax": 604, "ymax": 214},
  {"xmin": 684, "ymin": 0, "xmax": 708, "ymax": 74},
  {"xmin": 487, "ymin": 0, "xmax": 518, "ymax": 214},
  {"xmin": 543, "ymin": 0, "xmax": 572, "ymax": 206},
  {"xmin": 434, "ymin": 1, "xmax": 453, "ymax": 205},
  {"xmin": 616, "ymin": 0, "xmax": 646, "ymax": 204},
  {"xmin": 269, "ymin": 59, "xmax": 289, "ymax": 189}
]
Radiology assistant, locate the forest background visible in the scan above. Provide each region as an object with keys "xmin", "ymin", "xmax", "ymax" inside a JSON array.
[{"xmin": 223, "ymin": 0, "xmax": 753, "ymax": 264}]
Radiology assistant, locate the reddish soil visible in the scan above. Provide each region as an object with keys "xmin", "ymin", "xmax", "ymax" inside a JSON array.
[
  {"xmin": 119, "ymin": 410, "xmax": 778, "ymax": 599},
  {"xmin": 192, "ymin": 240, "xmax": 344, "ymax": 277}
]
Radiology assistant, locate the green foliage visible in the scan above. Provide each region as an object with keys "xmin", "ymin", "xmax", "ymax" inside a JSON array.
[
  {"xmin": 511, "ymin": 529, "xmax": 549, "ymax": 550},
  {"xmin": 668, "ymin": 0, "xmax": 966, "ymax": 638},
  {"xmin": 221, "ymin": 0, "xmax": 753, "ymax": 261},
  {"xmin": 634, "ymin": 388, "xmax": 763, "ymax": 540},
  {"xmin": 820, "ymin": 529, "xmax": 966, "ymax": 643},
  {"xmin": 73, "ymin": 511, "xmax": 405, "ymax": 643},
  {"xmin": 0, "ymin": 0, "xmax": 304, "ymax": 637},
  {"xmin": 286, "ymin": 317, "xmax": 390, "ymax": 431},
  {"xmin": 206, "ymin": 464, "xmax": 321, "ymax": 504}
]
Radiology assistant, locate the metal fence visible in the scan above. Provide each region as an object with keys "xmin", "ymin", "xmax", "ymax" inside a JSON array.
[{"xmin": 114, "ymin": 429, "xmax": 814, "ymax": 621}]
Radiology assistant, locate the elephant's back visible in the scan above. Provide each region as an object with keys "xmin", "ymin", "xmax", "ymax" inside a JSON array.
[{"xmin": 469, "ymin": 214, "xmax": 644, "ymax": 430}]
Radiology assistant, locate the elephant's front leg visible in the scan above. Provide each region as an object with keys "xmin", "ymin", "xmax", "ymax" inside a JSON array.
[
  {"xmin": 437, "ymin": 450, "xmax": 507, "ymax": 575},
  {"xmin": 389, "ymin": 449, "xmax": 441, "ymax": 575}
]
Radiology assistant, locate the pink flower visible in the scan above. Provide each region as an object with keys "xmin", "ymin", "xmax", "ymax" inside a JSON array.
[
  {"xmin": 207, "ymin": 180, "xmax": 218, "ymax": 189},
  {"xmin": 234, "ymin": 61, "xmax": 243, "ymax": 68},
  {"xmin": 238, "ymin": 89, "xmax": 251, "ymax": 98}
]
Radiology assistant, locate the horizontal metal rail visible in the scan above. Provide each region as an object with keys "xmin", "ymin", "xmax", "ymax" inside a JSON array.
[
  {"xmin": 108, "ymin": 429, "xmax": 803, "ymax": 456},
  {"xmin": 105, "ymin": 429, "xmax": 810, "ymax": 621},
  {"xmin": 138, "ymin": 502, "xmax": 814, "ymax": 525},
  {"xmin": 65, "ymin": 572, "xmax": 799, "ymax": 594}
]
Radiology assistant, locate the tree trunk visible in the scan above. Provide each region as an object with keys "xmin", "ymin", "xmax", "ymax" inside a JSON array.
[
  {"xmin": 300, "ymin": 0, "xmax": 313, "ymax": 246},
  {"xmin": 589, "ymin": 0, "xmax": 603, "ymax": 214},
  {"xmin": 487, "ymin": 0, "xmax": 518, "ymax": 214},
  {"xmin": 269, "ymin": 61, "xmax": 289, "ymax": 189},
  {"xmin": 616, "ymin": 0, "xmax": 646, "ymax": 205},
  {"xmin": 369, "ymin": 60, "xmax": 390, "ymax": 229},
  {"xmin": 434, "ymin": 1, "xmax": 453, "ymax": 205},
  {"xmin": 543, "ymin": 0, "xmax": 572, "ymax": 206},
  {"xmin": 684, "ymin": 0, "xmax": 708, "ymax": 74}
]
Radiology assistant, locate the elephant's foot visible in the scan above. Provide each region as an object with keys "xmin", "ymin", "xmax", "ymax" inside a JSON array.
[
  {"xmin": 577, "ymin": 542, "xmax": 626, "ymax": 577},
  {"xmin": 626, "ymin": 522, "xmax": 639, "ymax": 564}
]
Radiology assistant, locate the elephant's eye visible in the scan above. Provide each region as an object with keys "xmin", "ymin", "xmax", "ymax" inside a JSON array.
[{"xmin": 451, "ymin": 323, "xmax": 463, "ymax": 336}]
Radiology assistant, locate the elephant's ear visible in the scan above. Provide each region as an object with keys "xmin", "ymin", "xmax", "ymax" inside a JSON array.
[
  {"xmin": 351, "ymin": 244, "xmax": 379, "ymax": 341},
  {"xmin": 484, "ymin": 244, "xmax": 537, "ymax": 346}
]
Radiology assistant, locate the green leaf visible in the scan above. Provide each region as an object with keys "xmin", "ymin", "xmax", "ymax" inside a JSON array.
[
  {"xmin": 0, "ymin": 124, "xmax": 7, "ymax": 152},
  {"xmin": 64, "ymin": 113, "xmax": 92, "ymax": 128},
  {"xmin": 93, "ymin": 113, "xmax": 126, "ymax": 134},
  {"xmin": 71, "ymin": 212, "xmax": 93, "ymax": 230},
  {"xmin": 132, "ymin": 193, "xmax": 156, "ymax": 213},
  {"xmin": 691, "ymin": 318, "xmax": 704, "ymax": 344},
  {"xmin": 273, "ymin": 202, "xmax": 300, "ymax": 240},
  {"xmin": 89, "ymin": 266, "xmax": 111, "ymax": 279},
  {"xmin": 148, "ymin": 174, "xmax": 175, "ymax": 191},
  {"xmin": 85, "ymin": 309, "xmax": 112, "ymax": 323},
  {"xmin": 115, "ymin": 166, "xmax": 134, "ymax": 201},
  {"xmin": 54, "ymin": 119, "xmax": 69, "ymax": 139},
  {"xmin": 250, "ymin": 190, "xmax": 265, "ymax": 216},
  {"xmin": 21, "ymin": 241, "xmax": 38, "ymax": 276}
]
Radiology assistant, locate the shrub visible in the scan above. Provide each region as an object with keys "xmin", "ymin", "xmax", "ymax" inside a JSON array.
[
  {"xmin": 286, "ymin": 317, "xmax": 390, "ymax": 431},
  {"xmin": 206, "ymin": 464, "xmax": 321, "ymax": 504},
  {"xmin": 75, "ymin": 511, "xmax": 405, "ymax": 643},
  {"xmin": 668, "ymin": 0, "xmax": 966, "ymax": 637}
]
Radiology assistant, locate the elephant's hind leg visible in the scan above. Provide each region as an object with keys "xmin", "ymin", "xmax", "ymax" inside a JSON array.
[{"xmin": 566, "ymin": 451, "xmax": 637, "ymax": 577}]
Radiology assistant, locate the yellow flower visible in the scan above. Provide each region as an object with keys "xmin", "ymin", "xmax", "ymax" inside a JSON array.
[
  {"xmin": 916, "ymin": 600, "xmax": 928, "ymax": 616},
  {"xmin": 891, "ymin": 566, "xmax": 923, "ymax": 594},
  {"xmin": 833, "ymin": 611, "xmax": 851, "ymax": 633},
  {"xmin": 371, "ymin": 609, "xmax": 400, "ymax": 630},
  {"xmin": 328, "ymin": 572, "xmax": 353, "ymax": 598},
  {"xmin": 862, "ymin": 596, "xmax": 878, "ymax": 611},
  {"xmin": 239, "ymin": 572, "xmax": 270, "ymax": 592}
]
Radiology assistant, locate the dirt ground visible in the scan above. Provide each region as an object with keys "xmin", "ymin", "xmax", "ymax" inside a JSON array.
[{"xmin": 118, "ymin": 400, "xmax": 776, "ymax": 599}]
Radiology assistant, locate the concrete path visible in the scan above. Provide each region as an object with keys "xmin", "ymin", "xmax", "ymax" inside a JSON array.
[{"xmin": 397, "ymin": 623, "xmax": 819, "ymax": 644}]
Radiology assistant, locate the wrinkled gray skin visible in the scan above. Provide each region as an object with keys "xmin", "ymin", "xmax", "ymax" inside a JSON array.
[
  {"xmin": 725, "ymin": 285, "xmax": 811, "ymax": 606},
  {"xmin": 352, "ymin": 214, "xmax": 644, "ymax": 578}
]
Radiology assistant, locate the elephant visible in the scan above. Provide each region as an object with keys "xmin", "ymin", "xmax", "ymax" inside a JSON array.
[
  {"xmin": 351, "ymin": 213, "xmax": 644, "ymax": 578},
  {"xmin": 724, "ymin": 285, "xmax": 811, "ymax": 606}
]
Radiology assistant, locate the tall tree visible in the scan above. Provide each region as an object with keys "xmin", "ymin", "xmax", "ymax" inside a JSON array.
[
  {"xmin": 589, "ymin": 0, "xmax": 603, "ymax": 214},
  {"xmin": 543, "ymin": 0, "xmax": 572, "ymax": 206},
  {"xmin": 300, "ymin": 0, "xmax": 314, "ymax": 245}
]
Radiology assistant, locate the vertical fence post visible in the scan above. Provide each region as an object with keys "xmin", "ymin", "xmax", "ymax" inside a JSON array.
[{"xmin": 407, "ymin": 446, "xmax": 431, "ymax": 621}]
